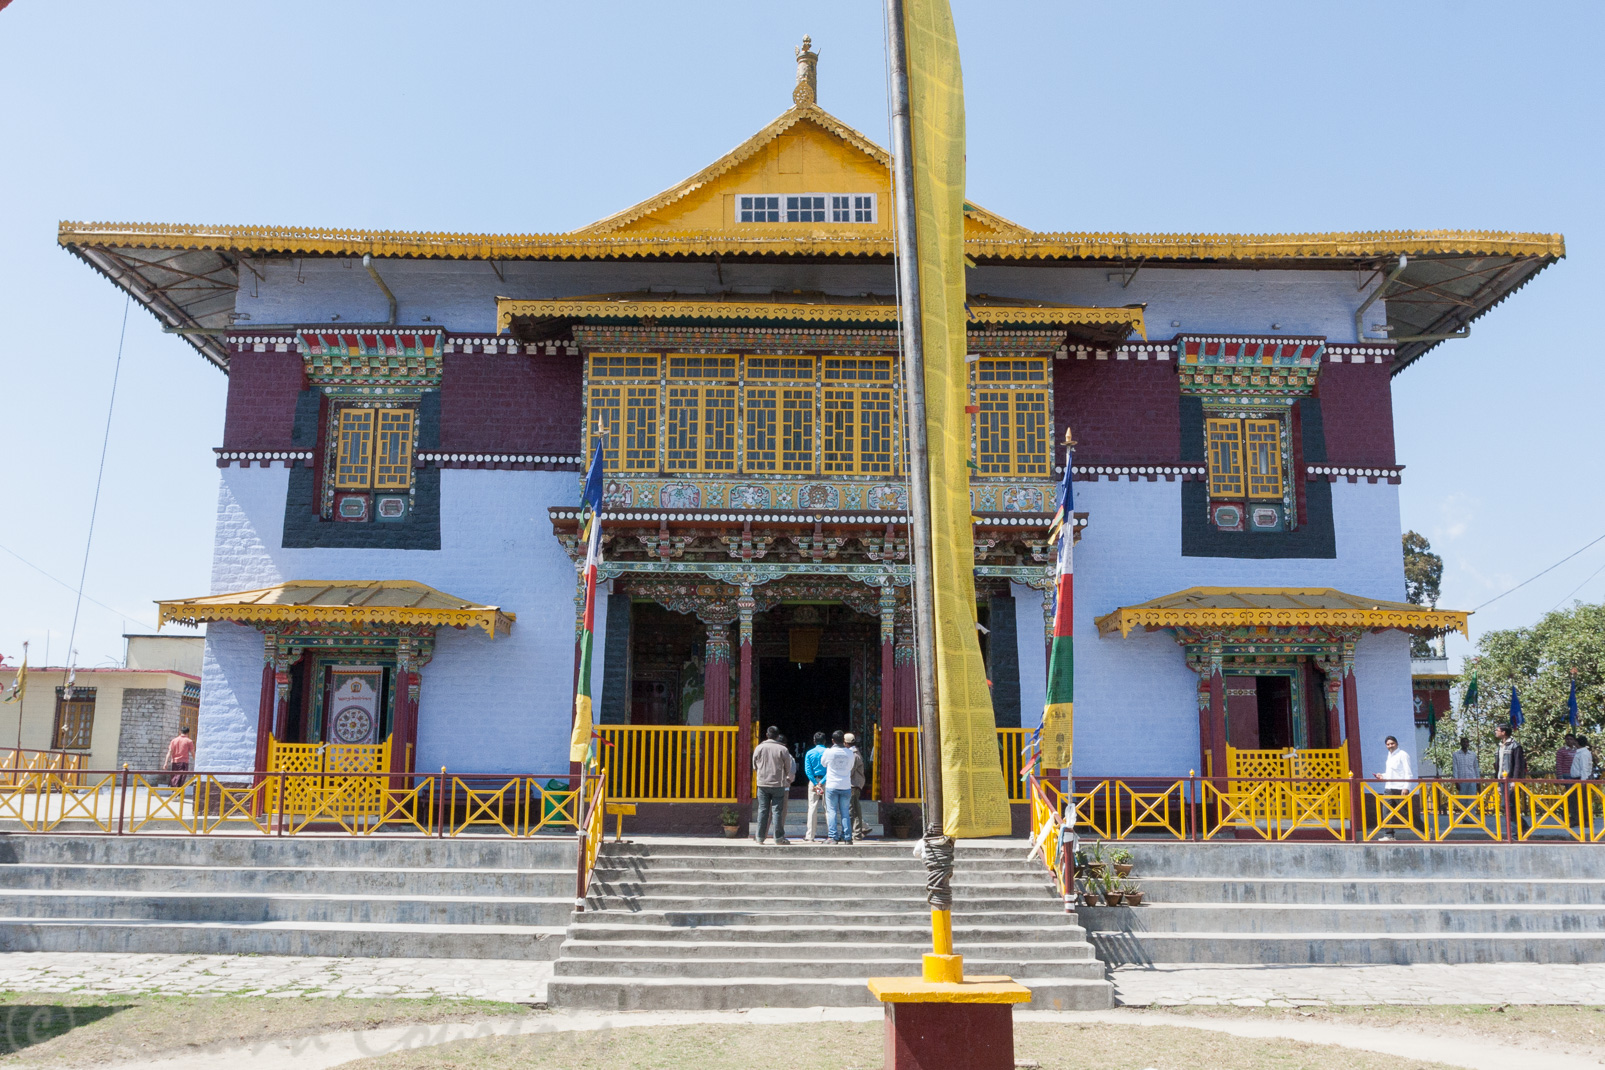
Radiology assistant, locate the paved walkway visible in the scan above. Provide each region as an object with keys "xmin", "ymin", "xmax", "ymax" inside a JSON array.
[
  {"xmin": 2, "ymin": 953, "xmax": 1603, "ymax": 1009},
  {"xmin": 1112, "ymin": 962, "xmax": 1605, "ymax": 1006}
]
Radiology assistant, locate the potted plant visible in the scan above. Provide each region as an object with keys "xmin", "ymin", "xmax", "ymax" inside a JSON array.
[
  {"xmin": 1079, "ymin": 879, "xmax": 1100, "ymax": 907},
  {"xmin": 1073, "ymin": 849, "xmax": 1088, "ymax": 877},
  {"xmin": 884, "ymin": 805, "xmax": 914, "ymax": 839},
  {"xmin": 1111, "ymin": 847, "xmax": 1134, "ymax": 878},
  {"xmin": 718, "ymin": 806, "xmax": 742, "ymax": 838},
  {"xmin": 1123, "ymin": 884, "xmax": 1145, "ymax": 907},
  {"xmin": 1083, "ymin": 840, "xmax": 1107, "ymax": 880},
  {"xmin": 1101, "ymin": 872, "xmax": 1124, "ymax": 907}
]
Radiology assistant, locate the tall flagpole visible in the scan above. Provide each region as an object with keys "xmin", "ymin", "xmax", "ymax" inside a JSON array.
[{"xmin": 884, "ymin": 0, "xmax": 954, "ymax": 928}]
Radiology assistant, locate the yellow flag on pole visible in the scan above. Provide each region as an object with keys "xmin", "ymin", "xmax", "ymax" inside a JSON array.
[{"xmin": 903, "ymin": 0, "xmax": 1012, "ymax": 838}]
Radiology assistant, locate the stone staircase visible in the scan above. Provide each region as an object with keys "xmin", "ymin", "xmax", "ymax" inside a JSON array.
[
  {"xmin": 0, "ymin": 834, "xmax": 574, "ymax": 958},
  {"xmin": 1077, "ymin": 842, "xmax": 1605, "ymax": 965},
  {"xmin": 548, "ymin": 840, "xmax": 1111, "ymax": 1011}
]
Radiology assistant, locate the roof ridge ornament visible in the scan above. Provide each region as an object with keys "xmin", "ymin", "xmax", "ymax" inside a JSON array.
[{"xmin": 794, "ymin": 35, "xmax": 818, "ymax": 106}]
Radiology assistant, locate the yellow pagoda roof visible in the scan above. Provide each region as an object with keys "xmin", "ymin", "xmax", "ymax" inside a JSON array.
[
  {"xmin": 1095, "ymin": 587, "xmax": 1469, "ymax": 638},
  {"xmin": 157, "ymin": 581, "xmax": 515, "ymax": 638}
]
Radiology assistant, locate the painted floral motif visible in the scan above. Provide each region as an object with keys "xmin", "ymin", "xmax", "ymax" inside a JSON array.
[
  {"xmin": 659, "ymin": 482, "xmax": 701, "ymax": 508},
  {"xmin": 728, "ymin": 485, "xmax": 771, "ymax": 509},
  {"xmin": 602, "ymin": 480, "xmax": 633, "ymax": 508},
  {"xmin": 1000, "ymin": 486, "xmax": 1044, "ymax": 513},
  {"xmin": 797, "ymin": 484, "xmax": 840, "ymax": 510},
  {"xmin": 868, "ymin": 485, "xmax": 908, "ymax": 511}
]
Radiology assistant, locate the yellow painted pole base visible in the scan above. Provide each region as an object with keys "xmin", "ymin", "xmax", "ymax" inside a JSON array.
[{"xmin": 922, "ymin": 953, "xmax": 964, "ymax": 984}]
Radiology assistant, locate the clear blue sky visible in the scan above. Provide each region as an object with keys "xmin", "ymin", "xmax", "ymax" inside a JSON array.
[{"xmin": 0, "ymin": 1, "xmax": 1598, "ymax": 670}]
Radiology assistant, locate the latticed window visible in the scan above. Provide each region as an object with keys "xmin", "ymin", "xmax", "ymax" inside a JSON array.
[
  {"xmin": 822, "ymin": 389, "xmax": 856, "ymax": 474},
  {"xmin": 971, "ymin": 359, "xmax": 1049, "ymax": 477},
  {"xmin": 667, "ymin": 355, "xmax": 736, "ymax": 380},
  {"xmin": 781, "ymin": 388, "xmax": 815, "ymax": 473},
  {"xmin": 746, "ymin": 356, "xmax": 813, "ymax": 380},
  {"xmin": 623, "ymin": 386, "xmax": 658, "ymax": 471},
  {"xmin": 1243, "ymin": 419, "xmax": 1283, "ymax": 500},
  {"xmin": 334, "ymin": 408, "xmax": 413, "ymax": 490},
  {"xmin": 786, "ymin": 195, "xmax": 826, "ymax": 222},
  {"xmin": 738, "ymin": 195, "xmax": 780, "ymax": 222},
  {"xmin": 588, "ymin": 385, "xmax": 622, "ymax": 468},
  {"xmin": 1207, "ymin": 419, "xmax": 1245, "ymax": 497},
  {"xmin": 53, "ymin": 688, "xmax": 95, "ymax": 750},
  {"xmin": 665, "ymin": 385, "xmax": 737, "ymax": 473},
  {"xmin": 591, "ymin": 353, "xmax": 658, "ymax": 379},
  {"xmin": 334, "ymin": 409, "xmax": 374, "ymax": 488},
  {"xmin": 857, "ymin": 389, "xmax": 895, "ymax": 473},
  {"xmin": 831, "ymin": 194, "xmax": 877, "ymax": 222},
  {"xmin": 746, "ymin": 387, "xmax": 778, "ymax": 472}
]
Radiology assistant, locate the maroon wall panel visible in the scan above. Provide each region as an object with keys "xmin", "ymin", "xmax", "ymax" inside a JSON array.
[
  {"xmin": 440, "ymin": 354, "xmax": 581, "ymax": 453},
  {"xmin": 1054, "ymin": 358, "xmax": 1180, "ymax": 464},
  {"xmin": 1318, "ymin": 360, "xmax": 1396, "ymax": 466},
  {"xmin": 223, "ymin": 349, "xmax": 305, "ymax": 449}
]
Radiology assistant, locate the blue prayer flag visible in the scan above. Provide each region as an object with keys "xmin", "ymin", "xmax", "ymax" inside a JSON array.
[
  {"xmin": 1508, "ymin": 686, "xmax": 1524, "ymax": 728},
  {"xmin": 1568, "ymin": 676, "xmax": 1579, "ymax": 729}
]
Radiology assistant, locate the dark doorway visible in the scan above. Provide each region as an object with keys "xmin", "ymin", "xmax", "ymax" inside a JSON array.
[
  {"xmin": 760, "ymin": 656, "xmax": 851, "ymax": 785},
  {"xmin": 1256, "ymin": 675, "xmax": 1294, "ymax": 749}
]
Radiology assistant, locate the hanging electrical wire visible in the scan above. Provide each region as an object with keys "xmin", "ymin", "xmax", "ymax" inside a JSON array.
[
  {"xmin": 62, "ymin": 294, "xmax": 131, "ymax": 697},
  {"xmin": 1472, "ymin": 531, "xmax": 1605, "ymax": 611}
]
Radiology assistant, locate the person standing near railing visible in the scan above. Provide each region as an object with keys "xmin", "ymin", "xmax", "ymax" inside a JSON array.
[
  {"xmin": 752, "ymin": 726, "xmax": 794, "ymax": 846},
  {"xmin": 1495, "ymin": 724, "xmax": 1529, "ymax": 837},
  {"xmin": 822, "ymin": 730, "xmax": 856, "ymax": 845},
  {"xmin": 165, "ymin": 727, "xmax": 194, "ymax": 789},
  {"xmin": 1372, "ymin": 735, "xmax": 1417, "ymax": 840},
  {"xmin": 845, "ymin": 732, "xmax": 870, "ymax": 840}
]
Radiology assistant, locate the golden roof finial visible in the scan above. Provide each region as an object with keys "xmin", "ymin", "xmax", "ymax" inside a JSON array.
[{"xmin": 793, "ymin": 35, "xmax": 818, "ymax": 106}]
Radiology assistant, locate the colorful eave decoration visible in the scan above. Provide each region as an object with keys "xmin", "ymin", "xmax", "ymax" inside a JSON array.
[
  {"xmin": 495, "ymin": 296, "xmax": 1146, "ymax": 336},
  {"xmin": 156, "ymin": 580, "xmax": 515, "ymax": 638},
  {"xmin": 1094, "ymin": 586, "xmax": 1470, "ymax": 639}
]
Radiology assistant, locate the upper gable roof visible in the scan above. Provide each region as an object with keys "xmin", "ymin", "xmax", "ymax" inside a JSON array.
[{"xmin": 571, "ymin": 101, "xmax": 1028, "ymax": 241}]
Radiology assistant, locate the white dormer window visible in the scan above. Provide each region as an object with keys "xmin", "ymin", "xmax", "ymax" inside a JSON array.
[
  {"xmin": 832, "ymin": 194, "xmax": 877, "ymax": 223},
  {"xmin": 740, "ymin": 193, "xmax": 877, "ymax": 224},
  {"xmin": 786, "ymin": 195, "xmax": 826, "ymax": 222},
  {"xmin": 739, "ymin": 195, "xmax": 781, "ymax": 223}
]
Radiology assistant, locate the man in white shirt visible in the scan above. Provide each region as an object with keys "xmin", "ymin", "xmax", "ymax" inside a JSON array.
[
  {"xmin": 821, "ymin": 730, "xmax": 857, "ymax": 844},
  {"xmin": 1450, "ymin": 736, "xmax": 1480, "ymax": 789},
  {"xmin": 1371, "ymin": 734, "xmax": 1417, "ymax": 840},
  {"xmin": 1572, "ymin": 735, "xmax": 1594, "ymax": 781}
]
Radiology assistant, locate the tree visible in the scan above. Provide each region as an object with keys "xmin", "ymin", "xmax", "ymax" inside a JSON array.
[
  {"xmin": 1425, "ymin": 601, "xmax": 1605, "ymax": 778},
  {"xmin": 1402, "ymin": 531, "xmax": 1444, "ymax": 658}
]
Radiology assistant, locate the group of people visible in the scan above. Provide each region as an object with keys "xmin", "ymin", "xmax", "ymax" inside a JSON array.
[
  {"xmin": 1372, "ymin": 726, "xmax": 1597, "ymax": 840},
  {"xmin": 750, "ymin": 727, "xmax": 869, "ymax": 845}
]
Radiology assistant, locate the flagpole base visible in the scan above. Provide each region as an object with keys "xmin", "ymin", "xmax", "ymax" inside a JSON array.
[{"xmin": 867, "ymin": 976, "xmax": 1030, "ymax": 1070}]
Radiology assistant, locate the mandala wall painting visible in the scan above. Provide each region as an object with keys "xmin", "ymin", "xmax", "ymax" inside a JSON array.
[{"xmin": 327, "ymin": 668, "xmax": 383, "ymax": 744}]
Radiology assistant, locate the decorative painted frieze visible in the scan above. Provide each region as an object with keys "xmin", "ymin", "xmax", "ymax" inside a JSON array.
[{"xmin": 296, "ymin": 329, "xmax": 445, "ymax": 388}]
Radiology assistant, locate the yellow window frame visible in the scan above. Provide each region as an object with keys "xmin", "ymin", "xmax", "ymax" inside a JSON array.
[
  {"xmin": 1244, "ymin": 418, "xmax": 1284, "ymax": 500},
  {"xmin": 1206, "ymin": 418, "xmax": 1245, "ymax": 498},
  {"xmin": 781, "ymin": 386, "xmax": 816, "ymax": 473},
  {"xmin": 745, "ymin": 386, "xmax": 778, "ymax": 472},
  {"xmin": 334, "ymin": 408, "xmax": 375, "ymax": 489}
]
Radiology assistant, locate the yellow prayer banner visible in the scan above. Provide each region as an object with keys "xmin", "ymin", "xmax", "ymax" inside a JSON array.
[
  {"xmin": 904, "ymin": 0, "xmax": 1012, "ymax": 838},
  {"xmin": 570, "ymin": 693, "xmax": 593, "ymax": 764},
  {"xmin": 1041, "ymin": 702, "xmax": 1073, "ymax": 769}
]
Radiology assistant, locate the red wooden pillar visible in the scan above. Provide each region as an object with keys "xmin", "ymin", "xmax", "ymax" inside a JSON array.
[
  {"xmin": 252, "ymin": 660, "xmax": 275, "ymax": 775},
  {"xmin": 702, "ymin": 621, "xmax": 732, "ymax": 726},
  {"xmin": 1208, "ymin": 663, "xmax": 1228, "ymax": 782},
  {"xmin": 390, "ymin": 669, "xmax": 418, "ymax": 775},
  {"xmin": 735, "ymin": 587, "xmax": 755, "ymax": 810},
  {"xmin": 1341, "ymin": 660, "xmax": 1363, "ymax": 774},
  {"xmin": 1195, "ymin": 669, "xmax": 1214, "ymax": 775}
]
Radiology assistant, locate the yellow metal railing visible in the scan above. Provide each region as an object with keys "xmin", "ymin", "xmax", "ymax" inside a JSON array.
[
  {"xmin": 599, "ymin": 725, "xmax": 739, "ymax": 802},
  {"xmin": 0, "ymin": 747, "xmax": 87, "ymax": 787},
  {"xmin": 891, "ymin": 727, "xmax": 1029, "ymax": 803},
  {"xmin": 264, "ymin": 735, "xmax": 392, "ymax": 820}
]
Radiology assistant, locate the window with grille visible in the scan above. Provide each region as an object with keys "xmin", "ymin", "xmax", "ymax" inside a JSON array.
[
  {"xmin": 334, "ymin": 407, "xmax": 413, "ymax": 490},
  {"xmin": 589, "ymin": 354, "xmax": 661, "ymax": 472},
  {"xmin": 831, "ymin": 194, "xmax": 877, "ymax": 223},
  {"xmin": 53, "ymin": 687, "xmax": 95, "ymax": 750},
  {"xmin": 1207, "ymin": 417, "xmax": 1284, "ymax": 501},
  {"xmin": 820, "ymin": 358, "xmax": 897, "ymax": 474},
  {"xmin": 623, "ymin": 386, "xmax": 658, "ymax": 471},
  {"xmin": 664, "ymin": 385, "xmax": 738, "ymax": 473},
  {"xmin": 746, "ymin": 387, "xmax": 778, "ymax": 472},
  {"xmin": 738, "ymin": 195, "xmax": 780, "ymax": 222},
  {"xmin": 970, "ymin": 359, "xmax": 1050, "ymax": 477},
  {"xmin": 786, "ymin": 195, "xmax": 826, "ymax": 222},
  {"xmin": 781, "ymin": 388, "xmax": 815, "ymax": 473}
]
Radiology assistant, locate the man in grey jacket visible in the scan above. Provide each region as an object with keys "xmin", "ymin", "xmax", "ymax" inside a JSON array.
[{"xmin": 752, "ymin": 725, "xmax": 795, "ymax": 845}]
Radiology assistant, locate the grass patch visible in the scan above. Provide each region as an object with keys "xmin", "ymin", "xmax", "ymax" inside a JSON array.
[
  {"xmin": 337, "ymin": 1021, "xmax": 1460, "ymax": 1070},
  {"xmin": 1156, "ymin": 1004, "xmax": 1605, "ymax": 1060},
  {"xmin": 0, "ymin": 992, "xmax": 531, "ymax": 1065}
]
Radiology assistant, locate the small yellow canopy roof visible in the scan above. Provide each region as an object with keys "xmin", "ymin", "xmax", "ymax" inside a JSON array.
[
  {"xmin": 1095, "ymin": 586, "xmax": 1468, "ymax": 638},
  {"xmin": 157, "ymin": 580, "xmax": 514, "ymax": 638}
]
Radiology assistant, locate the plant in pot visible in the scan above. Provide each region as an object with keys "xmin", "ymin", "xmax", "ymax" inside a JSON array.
[
  {"xmin": 1078, "ymin": 877, "xmax": 1100, "ymax": 907},
  {"xmin": 1123, "ymin": 884, "xmax": 1145, "ymax": 907},
  {"xmin": 1073, "ymin": 849, "xmax": 1088, "ymax": 877},
  {"xmin": 883, "ymin": 805, "xmax": 915, "ymax": 839},
  {"xmin": 1083, "ymin": 840, "xmax": 1107, "ymax": 880},
  {"xmin": 718, "ymin": 806, "xmax": 742, "ymax": 838},
  {"xmin": 1111, "ymin": 846, "xmax": 1134, "ymax": 878},
  {"xmin": 1101, "ymin": 871, "xmax": 1124, "ymax": 907}
]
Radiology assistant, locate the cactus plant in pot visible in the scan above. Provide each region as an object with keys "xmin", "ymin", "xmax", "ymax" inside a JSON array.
[
  {"xmin": 1111, "ymin": 846, "xmax": 1134, "ymax": 878},
  {"xmin": 719, "ymin": 806, "xmax": 742, "ymax": 838}
]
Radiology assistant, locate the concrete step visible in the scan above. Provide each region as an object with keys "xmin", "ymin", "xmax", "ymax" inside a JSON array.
[
  {"xmin": 551, "ymin": 956, "xmax": 1108, "ymax": 981},
  {"xmin": 589, "ymin": 878, "xmax": 1049, "ymax": 895},
  {"xmin": 0, "ymin": 917, "xmax": 566, "ymax": 958},
  {"xmin": 562, "ymin": 923, "xmax": 1090, "ymax": 945},
  {"xmin": 575, "ymin": 908, "xmax": 1076, "ymax": 927},
  {"xmin": 1108, "ymin": 842, "xmax": 1605, "ymax": 879},
  {"xmin": 545, "ymin": 976, "xmax": 1113, "ymax": 1012},
  {"xmin": 0, "ymin": 833, "xmax": 577, "ymax": 869},
  {"xmin": 1084, "ymin": 929, "xmax": 1605, "ymax": 966},
  {"xmin": 1076, "ymin": 902, "xmax": 1605, "ymax": 934},
  {"xmin": 557, "ymin": 938, "xmax": 1097, "ymax": 961},
  {"xmin": 583, "ymin": 895, "xmax": 1056, "ymax": 913},
  {"xmin": 1131, "ymin": 876, "xmax": 1605, "ymax": 906},
  {"xmin": 0, "ymin": 863, "xmax": 574, "ymax": 896},
  {"xmin": 0, "ymin": 889, "xmax": 574, "ymax": 926}
]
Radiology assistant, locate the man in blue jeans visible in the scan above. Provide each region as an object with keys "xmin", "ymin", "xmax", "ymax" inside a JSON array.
[
  {"xmin": 803, "ymin": 732, "xmax": 829, "ymax": 841},
  {"xmin": 822, "ymin": 730, "xmax": 856, "ymax": 844}
]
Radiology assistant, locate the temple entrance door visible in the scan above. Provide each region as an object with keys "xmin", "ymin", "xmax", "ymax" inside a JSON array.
[
  {"xmin": 1224, "ymin": 676, "xmax": 1260, "ymax": 748},
  {"xmin": 759, "ymin": 656, "xmax": 851, "ymax": 793},
  {"xmin": 1256, "ymin": 675, "xmax": 1295, "ymax": 749}
]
